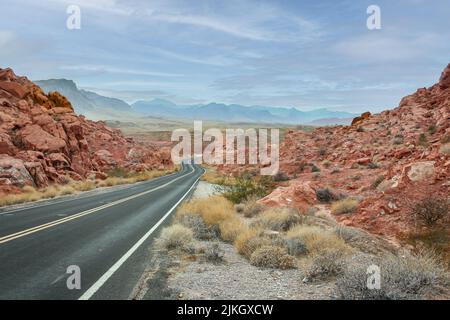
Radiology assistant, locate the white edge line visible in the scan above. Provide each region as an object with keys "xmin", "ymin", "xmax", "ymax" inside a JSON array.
[{"xmin": 78, "ymin": 166, "xmax": 203, "ymax": 300}]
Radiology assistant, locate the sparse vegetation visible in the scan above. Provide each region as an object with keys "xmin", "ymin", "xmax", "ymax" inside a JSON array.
[
  {"xmin": 156, "ymin": 224, "xmax": 193, "ymax": 250},
  {"xmin": 250, "ymin": 245, "xmax": 296, "ymax": 269},
  {"xmin": 286, "ymin": 225, "xmax": 351, "ymax": 256},
  {"xmin": 412, "ymin": 197, "xmax": 449, "ymax": 227},
  {"xmin": 367, "ymin": 162, "xmax": 380, "ymax": 169},
  {"xmin": 331, "ymin": 198, "xmax": 359, "ymax": 215},
  {"xmin": 315, "ymin": 188, "xmax": 337, "ymax": 203},
  {"xmin": 234, "ymin": 228, "xmax": 270, "ymax": 259},
  {"xmin": 254, "ymin": 207, "xmax": 301, "ymax": 231},
  {"xmin": 306, "ymin": 250, "xmax": 346, "ymax": 280},
  {"xmin": 177, "ymin": 214, "xmax": 218, "ymax": 240},
  {"xmin": 371, "ymin": 175, "xmax": 385, "ymax": 189},
  {"xmin": 428, "ymin": 124, "xmax": 437, "ymax": 134},
  {"xmin": 393, "ymin": 135, "xmax": 404, "ymax": 145},
  {"xmin": 203, "ymin": 242, "xmax": 225, "ymax": 264},
  {"xmin": 0, "ymin": 167, "xmax": 175, "ymax": 208},
  {"xmin": 418, "ymin": 133, "xmax": 428, "ymax": 147},
  {"xmin": 336, "ymin": 250, "xmax": 449, "ymax": 299},
  {"xmin": 441, "ymin": 134, "xmax": 450, "ymax": 144},
  {"xmin": 219, "ymin": 174, "xmax": 274, "ymax": 204},
  {"xmin": 177, "ymin": 196, "xmax": 235, "ymax": 226},
  {"xmin": 273, "ymin": 171, "xmax": 290, "ymax": 182},
  {"xmin": 236, "ymin": 197, "xmax": 266, "ymax": 218},
  {"xmin": 219, "ymin": 216, "xmax": 246, "ymax": 243}
]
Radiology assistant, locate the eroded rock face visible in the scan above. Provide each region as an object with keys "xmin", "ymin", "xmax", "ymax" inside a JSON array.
[
  {"xmin": 439, "ymin": 63, "xmax": 450, "ymax": 89},
  {"xmin": 0, "ymin": 67, "xmax": 172, "ymax": 192}
]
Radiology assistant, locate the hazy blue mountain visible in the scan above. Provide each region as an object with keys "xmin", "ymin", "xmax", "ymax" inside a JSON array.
[
  {"xmin": 131, "ymin": 99, "xmax": 357, "ymax": 124},
  {"xmin": 35, "ymin": 79, "xmax": 131, "ymax": 115},
  {"xmin": 34, "ymin": 79, "xmax": 357, "ymax": 124}
]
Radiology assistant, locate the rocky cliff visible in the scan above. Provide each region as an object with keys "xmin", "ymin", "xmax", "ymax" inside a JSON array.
[
  {"xmin": 0, "ymin": 68, "xmax": 172, "ymax": 193},
  {"xmin": 261, "ymin": 64, "xmax": 450, "ymax": 238}
]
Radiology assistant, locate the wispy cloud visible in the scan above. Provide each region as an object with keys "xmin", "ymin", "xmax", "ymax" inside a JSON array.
[{"xmin": 59, "ymin": 65, "xmax": 184, "ymax": 77}]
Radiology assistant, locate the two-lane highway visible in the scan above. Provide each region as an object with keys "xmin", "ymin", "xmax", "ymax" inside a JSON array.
[{"xmin": 0, "ymin": 163, "xmax": 204, "ymax": 299}]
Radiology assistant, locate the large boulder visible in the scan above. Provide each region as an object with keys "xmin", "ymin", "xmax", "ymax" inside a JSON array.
[{"xmin": 0, "ymin": 155, "xmax": 34, "ymax": 187}]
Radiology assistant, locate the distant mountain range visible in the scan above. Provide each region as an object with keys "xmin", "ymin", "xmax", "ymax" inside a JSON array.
[{"xmin": 35, "ymin": 79, "xmax": 357, "ymax": 125}]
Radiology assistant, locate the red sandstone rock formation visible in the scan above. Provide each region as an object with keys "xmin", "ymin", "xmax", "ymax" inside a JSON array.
[
  {"xmin": 219, "ymin": 64, "xmax": 450, "ymax": 239},
  {"xmin": 0, "ymin": 68, "xmax": 172, "ymax": 193}
]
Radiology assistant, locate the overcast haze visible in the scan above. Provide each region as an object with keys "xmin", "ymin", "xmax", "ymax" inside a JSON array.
[{"xmin": 0, "ymin": 0, "xmax": 449, "ymax": 113}]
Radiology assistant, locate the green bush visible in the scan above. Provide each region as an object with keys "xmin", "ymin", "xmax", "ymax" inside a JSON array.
[{"xmin": 221, "ymin": 174, "xmax": 274, "ymax": 204}]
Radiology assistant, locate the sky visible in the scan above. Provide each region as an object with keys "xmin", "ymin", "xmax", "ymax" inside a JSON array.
[{"xmin": 0, "ymin": 0, "xmax": 449, "ymax": 113}]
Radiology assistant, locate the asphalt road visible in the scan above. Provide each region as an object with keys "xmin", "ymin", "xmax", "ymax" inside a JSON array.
[{"xmin": 0, "ymin": 163, "xmax": 204, "ymax": 300}]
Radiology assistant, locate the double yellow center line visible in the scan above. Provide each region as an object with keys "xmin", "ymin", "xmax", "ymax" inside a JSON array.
[{"xmin": 0, "ymin": 166, "xmax": 195, "ymax": 245}]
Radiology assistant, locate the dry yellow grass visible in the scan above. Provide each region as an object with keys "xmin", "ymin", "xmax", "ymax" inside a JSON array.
[
  {"xmin": 286, "ymin": 225, "xmax": 352, "ymax": 256},
  {"xmin": 255, "ymin": 207, "xmax": 301, "ymax": 231},
  {"xmin": 156, "ymin": 224, "xmax": 193, "ymax": 250},
  {"xmin": 238, "ymin": 196, "xmax": 266, "ymax": 218},
  {"xmin": 177, "ymin": 196, "xmax": 235, "ymax": 226},
  {"xmin": 97, "ymin": 168, "xmax": 174, "ymax": 187},
  {"xmin": 219, "ymin": 216, "xmax": 246, "ymax": 243},
  {"xmin": 0, "ymin": 168, "xmax": 175, "ymax": 208},
  {"xmin": 234, "ymin": 227, "xmax": 271, "ymax": 259},
  {"xmin": 331, "ymin": 198, "xmax": 359, "ymax": 215},
  {"xmin": 201, "ymin": 169, "xmax": 235, "ymax": 186}
]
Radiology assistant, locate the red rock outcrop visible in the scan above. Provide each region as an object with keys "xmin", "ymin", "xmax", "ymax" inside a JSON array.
[
  {"xmin": 0, "ymin": 68, "xmax": 172, "ymax": 192},
  {"xmin": 219, "ymin": 64, "xmax": 450, "ymax": 239}
]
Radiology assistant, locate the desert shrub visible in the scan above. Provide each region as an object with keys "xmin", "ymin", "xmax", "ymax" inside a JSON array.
[
  {"xmin": 286, "ymin": 238, "xmax": 308, "ymax": 256},
  {"xmin": 203, "ymin": 243, "xmax": 224, "ymax": 264},
  {"xmin": 177, "ymin": 196, "xmax": 234, "ymax": 226},
  {"xmin": 72, "ymin": 181, "xmax": 96, "ymax": 192},
  {"xmin": 221, "ymin": 174, "xmax": 274, "ymax": 204},
  {"xmin": 356, "ymin": 127, "xmax": 364, "ymax": 132},
  {"xmin": 428, "ymin": 124, "xmax": 437, "ymax": 134},
  {"xmin": 318, "ymin": 147, "xmax": 327, "ymax": 156},
  {"xmin": 250, "ymin": 245, "xmax": 296, "ymax": 269},
  {"xmin": 441, "ymin": 134, "xmax": 450, "ymax": 144},
  {"xmin": 418, "ymin": 133, "xmax": 428, "ymax": 147},
  {"xmin": 177, "ymin": 214, "xmax": 218, "ymax": 240},
  {"xmin": 392, "ymin": 136, "xmax": 403, "ymax": 145},
  {"xmin": 107, "ymin": 167, "xmax": 129, "ymax": 178},
  {"xmin": 315, "ymin": 188, "xmax": 337, "ymax": 203},
  {"xmin": 371, "ymin": 175, "xmax": 385, "ymax": 189},
  {"xmin": 331, "ymin": 198, "xmax": 359, "ymax": 215},
  {"xmin": 412, "ymin": 197, "xmax": 449, "ymax": 227},
  {"xmin": 311, "ymin": 164, "xmax": 321, "ymax": 173},
  {"xmin": 306, "ymin": 250, "xmax": 346, "ymax": 281},
  {"xmin": 336, "ymin": 251, "xmax": 449, "ymax": 300},
  {"xmin": 287, "ymin": 225, "xmax": 351, "ymax": 256},
  {"xmin": 334, "ymin": 225, "xmax": 363, "ymax": 243},
  {"xmin": 156, "ymin": 224, "xmax": 193, "ymax": 250},
  {"xmin": 273, "ymin": 171, "xmax": 290, "ymax": 182},
  {"xmin": 238, "ymin": 197, "xmax": 266, "ymax": 218},
  {"xmin": 219, "ymin": 216, "xmax": 246, "ymax": 243},
  {"xmin": 367, "ymin": 162, "xmax": 380, "ymax": 169},
  {"xmin": 235, "ymin": 204, "xmax": 245, "ymax": 214},
  {"xmin": 234, "ymin": 228, "xmax": 271, "ymax": 259},
  {"xmin": 440, "ymin": 143, "xmax": 450, "ymax": 155},
  {"xmin": 322, "ymin": 160, "xmax": 332, "ymax": 168},
  {"xmin": 255, "ymin": 207, "xmax": 301, "ymax": 231}
]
